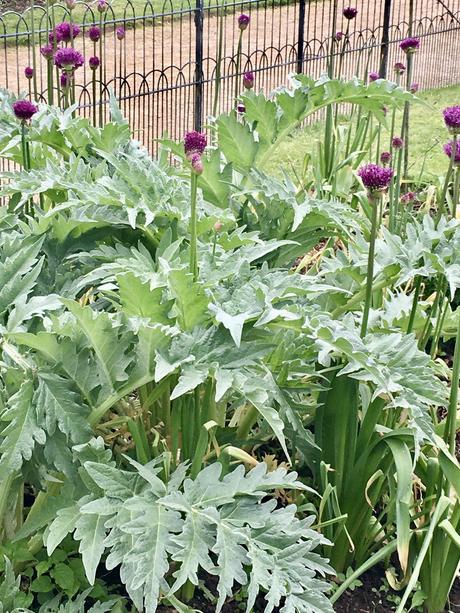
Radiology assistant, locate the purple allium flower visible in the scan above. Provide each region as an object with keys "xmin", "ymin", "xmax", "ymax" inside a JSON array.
[
  {"xmin": 335, "ymin": 31, "xmax": 344, "ymax": 41},
  {"xmin": 12, "ymin": 99, "xmax": 38, "ymax": 121},
  {"xmin": 87, "ymin": 25, "xmax": 101, "ymax": 42},
  {"xmin": 54, "ymin": 47, "xmax": 84, "ymax": 70},
  {"xmin": 410, "ymin": 82, "xmax": 419, "ymax": 93},
  {"xmin": 400, "ymin": 36, "xmax": 420, "ymax": 54},
  {"xmin": 97, "ymin": 0, "xmax": 108, "ymax": 12},
  {"xmin": 40, "ymin": 44, "xmax": 54, "ymax": 60},
  {"xmin": 368, "ymin": 71, "xmax": 379, "ymax": 82},
  {"xmin": 380, "ymin": 151, "xmax": 392, "ymax": 165},
  {"xmin": 243, "ymin": 71, "xmax": 254, "ymax": 89},
  {"xmin": 392, "ymin": 136, "xmax": 404, "ymax": 149},
  {"xmin": 443, "ymin": 106, "xmax": 460, "ymax": 134},
  {"xmin": 237, "ymin": 102, "xmax": 245, "ymax": 114},
  {"xmin": 24, "ymin": 66, "xmax": 33, "ymax": 79},
  {"xmin": 443, "ymin": 140, "xmax": 460, "ymax": 165},
  {"xmin": 49, "ymin": 21, "xmax": 80, "ymax": 44},
  {"xmin": 394, "ymin": 62, "xmax": 406, "ymax": 74},
  {"xmin": 60, "ymin": 72, "xmax": 71, "ymax": 89},
  {"xmin": 190, "ymin": 152, "xmax": 203, "ymax": 175},
  {"xmin": 343, "ymin": 6, "xmax": 358, "ymax": 19},
  {"xmin": 358, "ymin": 163, "xmax": 394, "ymax": 193},
  {"xmin": 184, "ymin": 130, "xmax": 207, "ymax": 158},
  {"xmin": 89, "ymin": 55, "xmax": 100, "ymax": 69},
  {"xmin": 401, "ymin": 191, "xmax": 417, "ymax": 203},
  {"xmin": 116, "ymin": 26, "xmax": 125, "ymax": 40},
  {"xmin": 238, "ymin": 14, "xmax": 250, "ymax": 30}
]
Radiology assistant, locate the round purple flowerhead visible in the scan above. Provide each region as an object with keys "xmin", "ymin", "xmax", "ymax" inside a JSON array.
[
  {"xmin": 238, "ymin": 14, "xmax": 250, "ymax": 31},
  {"xmin": 394, "ymin": 62, "xmax": 406, "ymax": 75},
  {"xmin": 97, "ymin": 0, "xmax": 108, "ymax": 12},
  {"xmin": 243, "ymin": 71, "xmax": 254, "ymax": 89},
  {"xmin": 410, "ymin": 82, "xmax": 419, "ymax": 93},
  {"xmin": 190, "ymin": 153, "xmax": 203, "ymax": 175},
  {"xmin": 89, "ymin": 55, "xmax": 100, "ymax": 70},
  {"xmin": 368, "ymin": 71, "xmax": 379, "ymax": 82},
  {"xmin": 380, "ymin": 151, "xmax": 392, "ymax": 165},
  {"xmin": 236, "ymin": 102, "xmax": 245, "ymax": 114},
  {"xmin": 40, "ymin": 44, "xmax": 54, "ymax": 60},
  {"xmin": 400, "ymin": 37, "xmax": 420, "ymax": 54},
  {"xmin": 392, "ymin": 136, "xmax": 404, "ymax": 149},
  {"xmin": 54, "ymin": 47, "xmax": 84, "ymax": 70},
  {"xmin": 12, "ymin": 99, "xmax": 38, "ymax": 122},
  {"xmin": 49, "ymin": 21, "xmax": 80, "ymax": 44},
  {"xmin": 24, "ymin": 66, "xmax": 33, "ymax": 79},
  {"xmin": 443, "ymin": 106, "xmax": 460, "ymax": 135},
  {"xmin": 358, "ymin": 163, "xmax": 394, "ymax": 194},
  {"xmin": 116, "ymin": 26, "xmax": 125, "ymax": 40},
  {"xmin": 443, "ymin": 140, "xmax": 460, "ymax": 165},
  {"xmin": 401, "ymin": 191, "xmax": 417, "ymax": 204},
  {"xmin": 184, "ymin": 130, "xmax": 207, "ymax": 159},
  {"xmin": 335, "ymin": 31, "xmax": 344, "ymax": 41},
  {"xmin": 87, "ymin": 25, "xmax": 101, "ymax": 42},
  {"xmin": 343, "ymin": 6, "xmax": 358, "ymax": 19}
]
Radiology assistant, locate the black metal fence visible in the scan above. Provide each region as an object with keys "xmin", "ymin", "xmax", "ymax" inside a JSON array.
[{"xmin": 0, "ymin": 0, "xmax": 459, "ymax": 154}]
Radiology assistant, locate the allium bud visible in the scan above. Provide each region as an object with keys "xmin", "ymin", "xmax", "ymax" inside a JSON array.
[
  {"xmin": 343, "ymin": 6, "xmax": 358, "ymax": 19},
  {"xmin": 358, "ymin": 163, "xmax": 394, "ymax": 194},
  {"xmin": 24, "ymin": 66, "xmax": 33, "ymax": 79},
  {"xmin": 238, "ymin": 14, "xmax": 250, "ymax": 31},
  {"xmin": 116, "ymin": 26, "xmax": 125, "ymax": 40},
  {"xmin": 65, "ymin": 0, "xmax": 76, "ymax": 9},
  {"xmin": 443, "ymin": 140, "xmax": 460, "ymax": 166},
  {"xmin": 236, "ymin": 102, "xmax": 245, "ymax": 114},
  {"xmin": 401, "ymin": 191, "xmax": 417, "ymax": 204},
  {"xmin": 60, "ymin": 72, "xmax": 71, "ymax": 90},
  {"xmin": 12, "ymin": 99, "xmax": 38, "ymax": 121},
  {"xmin": 380, "ymin": 151, "xmax": 392, "ymax": 165},
  {"xmin": 334, "ymin": 31, "xmax": 344, "ymax": 41},
  {"xmin": 392, "ymin": 136, "xmax": 404, "ymax": 149},
  {"xmin": 394, "ymin": 62, "xmax": 406, "ymax": 75},
  {"xmin": 368, "ymin": 71, "xmax": 379, "ymax": 82},
  {"xmin": 400, "ymin": 37, "xmax": 420, "ymax": 54},
  {"xmin": 410, "ymin": 82, "xmax": 419, "ymax": 93},
  {"xmin": 97, "ymin": 0, "xmax": 108, "ymax": 12},
  {"xmin": 443, "ymin": 106, "xmax": 460, "ymax": 135},
  {"xmin": 40, "ymin": 44, "xmax": 54, "ymax": 60},
  {"xmin": 243, "ymin": 71, "xmax": 254, "ymax": 89},
  {"xmin": 191, "ymin": 153, "xmax": 203, "ymax": 175},
  {"xmin": 89, "ymin": 55, "xmax": 100, "ymax": 70},
  {"xmin": 213, "ymin": 221, "xmax": 223, "ymax": 232},
  {"xmin": 87, "ymin": 25, "xmax": 101, "ymax": 42}
]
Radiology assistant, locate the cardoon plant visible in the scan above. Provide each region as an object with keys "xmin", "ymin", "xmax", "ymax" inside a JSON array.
[{"xmin": 357, "ymin": 163, "xmax": 393, "ymax": 336}]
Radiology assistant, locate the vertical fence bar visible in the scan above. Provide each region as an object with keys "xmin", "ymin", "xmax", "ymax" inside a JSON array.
[
  {"xmin": 378, "ymin": 0, "xmax": 392, "ymax": 77},
  {"xmin": 296, "ymin": 0, "xmax": 306, "ymax": 74},
  {"xmin": 194, "ymin": 0, "xmax": 204, "ymax": 131}
]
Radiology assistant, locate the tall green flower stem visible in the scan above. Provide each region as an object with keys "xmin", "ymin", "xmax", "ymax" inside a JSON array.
[
  {"xmin": 189, "ymin": 171, "xmax": 198, "ymax": 281},
  {"xmin": 92, "ymin": 71, "xmax": 97, "ymax": 126},
  {"xmin": 407, "ymin": 275, "xmax": 422, "ymax": 334},
  {"xmin": 20, "ymin": 122, "xmax": 33, "ymax": 215},
  {"xmin": 233, "ymin": 29, "xmax": 244, "ymax": 106},
  {"xmin": 212, "ymin": 7, "xmax": 224, "ymax": 117},
  {"xmin": 324, "ymin": 3, "xmax": 338, "ymax": 179},
  {"xmin": 361, "ymin": 192, "xmax": 380, "ymax": 337},
  {"xmin": 389, "ymin": 147, "xmax": 403, "ymax": 232},
  {"xmin": 99, "ymin": 14, "xmax": 104, "ymax": 126},
  {"xmin": 402, "ymin": 53, "xmax": 414, "ymax": 177},
  {"xmin": 445, "ymin": 308, "xmax": 460, "ymax": 454},
  {"xmin": 452, "ymin": 162, "xmax": 460, "ymax": 218}
]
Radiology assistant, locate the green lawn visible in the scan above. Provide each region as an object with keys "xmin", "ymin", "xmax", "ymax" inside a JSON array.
[{"xmin": 265, "ymin": 84, "xmax": 460, "ymax": 181}]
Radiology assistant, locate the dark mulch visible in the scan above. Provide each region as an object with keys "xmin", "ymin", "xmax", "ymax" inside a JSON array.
[{"xmin": 0, "ymin": 0, "xmax": 43, "ymax": 12}]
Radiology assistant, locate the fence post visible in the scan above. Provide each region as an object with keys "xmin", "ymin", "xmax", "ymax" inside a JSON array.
[
  {"xmin": 378, "ymin": 0, "xmax": 392, "ymax": 77},
  {"xmin": 194, "ymin": 0, "xmax": 204, "ymax": 131},
  {"xmin": 296, "ymin": 0, "xmax": 306, "ymax": 74}
]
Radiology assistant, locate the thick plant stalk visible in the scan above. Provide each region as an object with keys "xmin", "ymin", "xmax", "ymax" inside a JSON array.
[
  {"xmin": 189, "ymin": 171, "xmax": 198, "ymax": 281},
  {"xmin": 29, "ymin": 0, "xmax": 38, "ymax": 101},
  {"xmin": 233, "ymin": 29, "xmax": 243, "ymax": 106},
  {"xmin": 212, "ymin": 6, "xmax": 224, "ymax": 117},
  {"xmin": 445, "ymin": 308, "xmax": 460, "ymax": 454},
  {"xmin": 361, "ymin": 194, "xmax": 379, "ymax": 337},
  {"xmin": 453, "ymin": 163, "xmax": 460, "ymax": 218}
]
